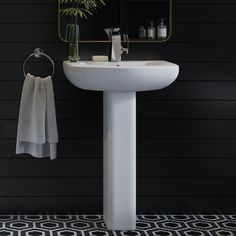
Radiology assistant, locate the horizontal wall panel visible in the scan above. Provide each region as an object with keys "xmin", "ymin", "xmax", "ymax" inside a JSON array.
[
  {"xmin": 0, "ymin": 25, "xmax": 57, "ymax": 43},
  {"xmin": 137, "ymin": 139, "xmax": 236, "ymax": 159},
  {"xmin": 0, "ymin": 159, "xmax": 102, "ymax": 178},
  {"xmin": 138, "ymin": 178, "xmax": 236, "ymax": 197},
  {"xmin": 0, "ymin": 196, "xmax": 235, "ymax": 214},
  {"xmin": 0, "ymin": 43, "xmax": 235, "ymax": 62},
  {"xmin": 0, "ymin": 178, "xmax": 234, "ymax": 197},
  {"xmin": 4, "ymin": 100, "xmax": 236, "ymax": 120},
  {"xmin": 0, "ymin": 158, "xmax": 235, "ymax": 178},
  {"xmin": 138, "ymin": 196, "xmax": 236, "ymax": 214},
  {"xmin": 0, "ymin": 5, "xmax": 56, "ymax": 24},
  {"xmin": 0, "ymin": 197, "xmax": 102, "ymax": 214},
  {"xmin": 138, "ymin": 82, "xmax": 236, "ymax": 101},
  {"xmin": 177, "ymin": 62, "xmax": 236, "ymax": 81},
  {"xmin": 0, "ymin": 81, "xmax": 101, "ymax": 100},
  {"xmin": 3, "ymin": 81, "xmax": 236, "ymax": 101},
  {"xmin": 0, "ymin": 178, "xmax": 102, "ymax": 197},
  {"xmin": 56, "ymin": 101, "xmax": 103, "ymax": 120},
  {"xmin": 138, "ymin": 120, "xmax": 236, "ymax": 139},
  {"xmin": 2, "ymin": 119, "xmax": 236, "ymax": 139},
  {"xmin": 1, "ymin": 24, "xmax": 236, "ymax": 43},
  {"xmin": 127, "ymin": 44, "xmax": 236, "ymax": 62},
  {"xmin": 138, "ymin": 159, "xmax": 236, "ymax": 177},
  {"xmin": 174, "ymin": 4, "xmax": 236, "ymax": 23},
  {"xmin": 127, "ymin": 43, "xmax": 236, "ymax": 62},
  {"xmin": 0, "ymin": 139, "xmax": 102, "ymax": 159},
  {"xmin": 0, "ymin": 101, "xmax": 103, "ymax": 120},
  {"xmin": 1, "ymin": 62, "xmax": 235, "ymax": 82},
  {"xmin": 138, "ymin": 101, "xmax": 236, "ymax": 120},
  {"xmin": 171, "ymin": 24, "xmax": 236, "ymax": 43},
  {"xmin": 17, "ymin": 100, "xmax": 236, "ymax": 120},
  {"xmin": 0, "ymin": 120, "xmax": 102, "ymax": 139},
  {"xmin": 1, "ymin": 139, "xmax": 236, "ymax": 159}
]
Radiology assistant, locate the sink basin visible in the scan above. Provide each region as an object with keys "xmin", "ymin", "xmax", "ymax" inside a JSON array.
[
  {"xmin": 63, "ymin": 60, "xmax": 179, "ymax": 231},
  {"xmin": 63, "ymin": 60, "xmax": 179, "ymax": 92}
]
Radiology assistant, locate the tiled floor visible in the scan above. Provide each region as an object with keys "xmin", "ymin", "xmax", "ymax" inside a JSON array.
[{"xmin": 0, "ymin": 215, "xmax": 235, "ymax": 236}]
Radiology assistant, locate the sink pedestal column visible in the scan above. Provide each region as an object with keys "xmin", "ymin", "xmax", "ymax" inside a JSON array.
[{"xmin": 103, "ymin": 92, "xmax": 136, "ymax": 230}]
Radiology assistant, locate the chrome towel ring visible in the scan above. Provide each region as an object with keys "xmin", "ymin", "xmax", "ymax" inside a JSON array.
[{"xmin": 23, "ymin": 48, "xmax": 55, "ymax": 77}]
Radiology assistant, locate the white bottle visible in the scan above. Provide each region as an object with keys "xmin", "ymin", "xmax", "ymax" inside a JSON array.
[
  {"xmin": 148, "ymin": 21, "xmax": 155, "ymax": 40},
  {"xmin": 157, "ymin": 18, "xmax": 167, "ymax": 40}
]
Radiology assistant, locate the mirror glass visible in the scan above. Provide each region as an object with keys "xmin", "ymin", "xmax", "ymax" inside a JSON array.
[
  {"xmin": 121, "ymin": 0, "xmax": 171, "ymax": 42},
  {"xmin": 58, "ymin": 0, "xmax": 172, "ymax": 42}
]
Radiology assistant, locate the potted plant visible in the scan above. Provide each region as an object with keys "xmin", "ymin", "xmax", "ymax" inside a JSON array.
[{"xmin": 58, "ymin": 0, "xmax": 107, "ymax": 61}]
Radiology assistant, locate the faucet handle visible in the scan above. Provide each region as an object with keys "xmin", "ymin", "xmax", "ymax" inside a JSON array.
[
  {"xmin": 105, "ymin": 28, "xmax": 120, "ymax": 39},
  {"xmin": 122, "ymin": 34, "xmax": 129, "ymax": 55}
]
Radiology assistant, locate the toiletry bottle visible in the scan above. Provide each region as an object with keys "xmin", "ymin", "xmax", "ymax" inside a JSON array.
[
  {"xmin": 148, "ymin": 21, "xmax": 156, "ymax": 40},
  {"xmin": 138, "ymin": 26, "xmax": 146, "ymax": 39},
  {"xmin": 157, "ymin": 18, "xmax": 167, "ymax": 40}
]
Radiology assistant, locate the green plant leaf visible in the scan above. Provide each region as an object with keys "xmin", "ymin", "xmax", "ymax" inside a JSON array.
[{"xmin": 59, "ymin": 0, "xmax": 107, "ymax": 18}]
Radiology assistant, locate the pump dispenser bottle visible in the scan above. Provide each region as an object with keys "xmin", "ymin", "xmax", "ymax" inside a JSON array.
[
  {"xmin": 148, "ymin": 21, "xmax": 156, "ymax": 39},
  {"xmin": 157, "ymin": 18, "xmax": 167, "ymax": 40}
]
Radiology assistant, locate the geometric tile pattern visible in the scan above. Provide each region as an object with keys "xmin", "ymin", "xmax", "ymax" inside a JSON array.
[{"xmin": 0, "ymin": 215, "xmax": 235, "ymax": 236}]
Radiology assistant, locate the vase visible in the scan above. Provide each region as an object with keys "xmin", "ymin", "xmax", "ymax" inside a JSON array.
[{"xmin": 66, "ymin": 24, "xmax": 80, "ymax": 62}]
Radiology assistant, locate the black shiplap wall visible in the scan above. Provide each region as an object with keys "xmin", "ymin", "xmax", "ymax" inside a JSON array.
[{"xmin": 0, "ymin": 0, "xmax": 235, "ymax": 214}]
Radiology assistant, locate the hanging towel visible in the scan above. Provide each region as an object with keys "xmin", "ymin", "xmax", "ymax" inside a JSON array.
[{"xmin": 16, "ymin": 73, "xmax": 58, "ymax": 160}]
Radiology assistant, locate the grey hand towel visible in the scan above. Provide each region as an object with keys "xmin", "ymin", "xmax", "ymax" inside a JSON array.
[{"xmin": 16, "ymin": 73, "xmax": 58, "ymax": 160}]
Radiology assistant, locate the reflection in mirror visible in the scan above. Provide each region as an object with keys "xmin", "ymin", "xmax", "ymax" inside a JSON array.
[
  {"xmin": 121, "ymin": 0, "xmax": 171, "ymax": 42},
  {"xmin": 58, "ymin": 0, "xmax": 172, "ymax": 42},
  {"xmin": 58, "ymin": 0, "xmax": 120, "ymax": 42}
]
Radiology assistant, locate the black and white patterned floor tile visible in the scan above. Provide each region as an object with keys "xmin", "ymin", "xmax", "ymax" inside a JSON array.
[{"xmin": 0, "ymin": 215, "xmax": 235, "ymax": 236}]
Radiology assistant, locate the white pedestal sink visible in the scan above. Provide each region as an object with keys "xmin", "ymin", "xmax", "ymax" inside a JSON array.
[{"xmin": 63, "ymin": 60, "xmax": 179, "ymax": 230}]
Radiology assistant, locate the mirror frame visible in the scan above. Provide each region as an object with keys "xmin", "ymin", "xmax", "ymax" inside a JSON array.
[{"xmin": 58, "ymin": 0, "xmax": 172, "ymax": 43}]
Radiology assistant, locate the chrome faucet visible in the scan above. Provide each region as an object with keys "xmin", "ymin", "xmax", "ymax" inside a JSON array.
[{"xmin": 105, "ymin": 28, "xmax": 129, "ymax": 62}]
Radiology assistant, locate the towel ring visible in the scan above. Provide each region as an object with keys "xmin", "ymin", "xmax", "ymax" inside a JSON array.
[{"xmin": 23, "ymin": 48, "xmax": 55, "ymax": 77}]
